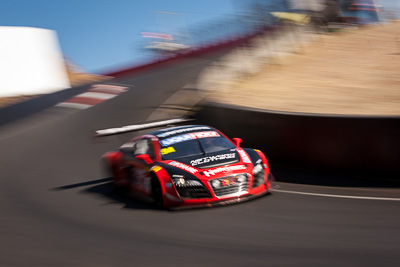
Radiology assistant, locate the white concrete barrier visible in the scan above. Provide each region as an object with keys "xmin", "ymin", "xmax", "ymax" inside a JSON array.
[{"xmin": 0, "ymin": 27, "xmax": 70, "ymax": 97}]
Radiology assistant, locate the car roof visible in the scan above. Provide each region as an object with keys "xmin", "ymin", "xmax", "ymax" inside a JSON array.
[{"xmin": 148, "ymin": 125, "xmax": 218, "ymax": 140}]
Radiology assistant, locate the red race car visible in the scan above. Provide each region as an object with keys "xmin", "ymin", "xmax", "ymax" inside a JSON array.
[{"xmin": 101, "ymin": 121, "xmax": 272, "ymax": 209}]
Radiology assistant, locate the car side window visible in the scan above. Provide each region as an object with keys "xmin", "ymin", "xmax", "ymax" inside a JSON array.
[{"xmin": 132, "ymin": 138, "xmax": 155, "ymax": 159}]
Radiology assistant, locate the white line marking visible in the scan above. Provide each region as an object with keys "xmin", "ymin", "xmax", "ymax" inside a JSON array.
[
  {"xmin": 55, "ymin": 102, "xmax": 92, "ymax": 109},
  {"xmin": 272, "ymin": 189, "xmax": 400, "ymax": 201},
  {"xmin": 95, "ymin": 118, "xmax": 193, "ymax": 136},
  {"xmin": 78, "ymin": 92, "xmax": 116, "ymax": 100}
]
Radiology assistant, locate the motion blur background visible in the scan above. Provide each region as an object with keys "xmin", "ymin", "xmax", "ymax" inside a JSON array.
[
  {"xmin": 1, "ymin": 0, "xmax": 399, "ymax": 112},
  {"xmin": 0, "ymin": 0, "xmax": 398, "ymax": 73},
  {"xmin": 1, "ymin": 1, "xmax": 400, "ymax": 266}
]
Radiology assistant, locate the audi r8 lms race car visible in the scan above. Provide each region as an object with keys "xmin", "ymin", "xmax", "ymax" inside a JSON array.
[{"xmin": 101, "ymin": 121, "xmax": 272, "ymax": 209}]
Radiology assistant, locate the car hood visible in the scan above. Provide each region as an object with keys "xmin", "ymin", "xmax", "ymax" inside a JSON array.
[
  {"xmin": 160, "ymin": 148, "xmax": 253, "ymax": 180},
  {"xmin": 174, "ymin": 149, "xmax": 240, "ymax": 169}
]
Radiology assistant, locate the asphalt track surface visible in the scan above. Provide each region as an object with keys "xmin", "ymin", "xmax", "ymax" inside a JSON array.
[{"xmin": 1, "ymin": 54, "xmax": 400, "ymax": 266}]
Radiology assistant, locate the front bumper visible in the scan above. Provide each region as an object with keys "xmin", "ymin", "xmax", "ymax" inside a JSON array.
[{"xmin": 164, "ymin": 182, "xmax": 271, "ymax": 210}]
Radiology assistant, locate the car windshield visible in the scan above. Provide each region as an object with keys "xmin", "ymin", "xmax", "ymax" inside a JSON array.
[{"xmin": 161, "ymin": 136, "xmax": 236, "ymax": 160}]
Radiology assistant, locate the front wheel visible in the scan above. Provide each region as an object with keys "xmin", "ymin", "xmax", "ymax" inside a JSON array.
[{"xmin": 151, "ymin": 177, "xmax": 164, "ymax": 209}]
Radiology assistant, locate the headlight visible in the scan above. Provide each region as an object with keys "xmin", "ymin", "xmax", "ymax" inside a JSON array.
[
  {"xmin": 252, "ymin": 163, "xmax": 265, "ymax": 188},
  {"xmin": 237, "ymin": 174, "xmax": 247, "ymax": 183},
  {"xmin": 171, "ymin": 175, "xmax": 211, "ymax": 199},
  {"xmin": 211, "ymin": 179, "xmax": 221, "ymax": 188},
  {"xmin": 173, "ymin": 176, "xmax": 203, "ymax": 187},
  {"xmin": 253, "ymin": 163, "xmax": 263, "ymax": 175}
]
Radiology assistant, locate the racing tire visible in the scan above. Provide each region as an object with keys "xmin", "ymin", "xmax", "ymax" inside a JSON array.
[{"xmin": 151, "ymin": 176, "xmax": 164, "ymax": 209}]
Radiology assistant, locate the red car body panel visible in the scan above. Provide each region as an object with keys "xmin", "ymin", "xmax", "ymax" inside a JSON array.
[{"xmin": 102, "ymin": 125, "xmax": 272, "ymax": 209}]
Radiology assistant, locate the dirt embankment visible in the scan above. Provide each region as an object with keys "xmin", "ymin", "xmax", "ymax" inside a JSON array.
[{"xmin": 209, "ymin": 21, "xmax": 400, "ymax": 115}]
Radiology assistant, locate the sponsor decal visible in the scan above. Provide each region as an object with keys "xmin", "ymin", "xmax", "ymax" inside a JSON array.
[
  {"xmin": 203, "ymin": 165, "xmax": 247, "ymax": 177},
  {"xmin": 151, "ymin": 166, "xmax": 163, "ymax": 173},
  {"xmin": 160, "ymin": 131, "xmax": 220, "ymax": 146},
  {"xmin": 190, "ymin": 153, "xmax": 236, "ymax": 167},
  {"xmin": 157, "ymin": 126, "xmax": 211, "ymax": 137},
  {"xmin": 169, "ymin": 161, "xmax": 198, "ymax": 175},
  {"xmin": 221, "ymin": 178, "xmax": 237, "ymax": 187},
  {"xmin": 161, "ymin": 134, "xmax": 193, "ymax": 146},
  {"xmin": 237, "ymin": 149, "xmax": 251, "ymax": 163},
  {"xmin": 190, "ymin": 131, "xmax": 220, "ymax": 139},
  {"xmin": 161, "ymin": 147, "xmax": 176, "ymax": 155}
]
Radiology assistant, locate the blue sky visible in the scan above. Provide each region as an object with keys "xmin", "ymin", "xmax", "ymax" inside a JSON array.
[
  {"xmin": 0, "ymin": 0, "xmax": 237, "ymax": 74},
  {"xmin": 1, "ymin": 0, "xmax": 398, "ymax": 75}
]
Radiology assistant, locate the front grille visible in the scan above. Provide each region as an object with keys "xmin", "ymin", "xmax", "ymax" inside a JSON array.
[
  {"xmin": 210, "ymin": 174, "xmax": 249, "ymax": 197},
  {"xmin": 175, "ymin": 185, "xmax": 212, "ymax": 199}
]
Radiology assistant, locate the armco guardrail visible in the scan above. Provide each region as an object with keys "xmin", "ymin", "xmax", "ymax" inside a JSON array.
[
  {"xmin": 195, "ymin": 102, "xmax": 400, "ymax": 179},
  {"xmin": 103, "ymin": 26, "xmax": 276, "ymax": 79},
  {"xmin": 103, "ymin": 14, "xmax": 275, "ymax": 78}
]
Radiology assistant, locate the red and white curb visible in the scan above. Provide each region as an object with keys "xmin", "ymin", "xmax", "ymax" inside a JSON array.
[{"xmin": 56, "ymin": 84, "xmax": 129, "ymax": 109}]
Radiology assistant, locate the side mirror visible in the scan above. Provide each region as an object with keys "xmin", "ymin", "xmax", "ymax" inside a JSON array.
[
  {"xmin": 136, "ymin": 154, "xmax": 153, "ymax": 164},
  {"xmin": 233, "ymin": 138, "xmax": 242, "ymax": 147}
]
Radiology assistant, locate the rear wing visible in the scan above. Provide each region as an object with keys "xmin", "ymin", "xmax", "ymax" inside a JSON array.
[{"xmin": 94, "ymin": 117, "xmax": 194, "ymax": 137}]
